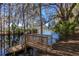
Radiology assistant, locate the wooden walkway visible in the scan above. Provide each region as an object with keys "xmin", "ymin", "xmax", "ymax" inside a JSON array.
[
  {"xmin": 26, "ymin": 39, "xmax": 79, "ymax": 56},
  {"xmin": 7, "ymin": 39, "xmax": 79, "ymax": 56},
  {"xmin": 7, "ymin": 34, "xmax": 50, "ymax": 53},
  {"xmin": 6, "ymin": 34, "xmax": 79, "ymax": 56}
]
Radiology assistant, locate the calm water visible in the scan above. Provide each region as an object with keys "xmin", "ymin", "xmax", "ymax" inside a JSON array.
[
  {"xmin": 43, "ymin": 31, "xmax": 60, "ymax": 45},
  {"xmin": 0, "ymin": 31, "xmax": 60, "ymax": 56},
  {"xmin": 0, "ymin": 35, "xmax": 24, "ymax": 56}
]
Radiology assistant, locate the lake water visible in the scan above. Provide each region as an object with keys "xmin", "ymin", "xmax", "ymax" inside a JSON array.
[
  {"xmin": 0, "ymin": 31, "xmax": 60, "ymax": 56},
  {"xmin": 43, "ymin": 31, "xmax": 60, "ymax": 45}
]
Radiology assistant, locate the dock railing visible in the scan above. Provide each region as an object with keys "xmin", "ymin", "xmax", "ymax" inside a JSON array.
[
  {"xmin": 26, "ymin": 34, "xmax": 51, "ymax": 45},
  {"xmin": 0, "ymin": 33, "xmax": 52, "ymax": 56}
]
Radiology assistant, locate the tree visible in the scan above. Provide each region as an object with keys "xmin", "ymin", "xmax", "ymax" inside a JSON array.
[{"xmin": 52, "ymin": 3, "xmax": 77, "ymax": 21}]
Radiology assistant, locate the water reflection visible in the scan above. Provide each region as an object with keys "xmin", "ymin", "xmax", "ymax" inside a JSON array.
[
  {"xmin": 0, "ymin": 35, "xmax": 24, "ymax": 55},
  {"xmin": 43, "ymin": 31, "xmax": 60, "ymax": 45}
]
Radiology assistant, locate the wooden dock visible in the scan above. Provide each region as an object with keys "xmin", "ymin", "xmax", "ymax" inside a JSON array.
[{"xmin": 6, "ymin": 34, "xmax": 79, "ymax": 56}]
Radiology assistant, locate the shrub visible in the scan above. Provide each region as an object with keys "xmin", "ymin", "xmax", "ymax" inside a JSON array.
[
  {"xmin": 31, "ymin": 28, "xmax": 37, "ymax": 33},
  {"xmin": 52, "ymin": 20, "xmax": 77, "ymax": 39}
]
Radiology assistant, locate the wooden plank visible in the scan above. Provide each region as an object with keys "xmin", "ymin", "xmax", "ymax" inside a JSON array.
[
  {"xmin": 26, "ymin": 34, "xmax": 50, "ymax": 38},
  {"xmin": 7, "ymin": 40, "xmax": 79, "ymax": 56},
  {"xmin": 26, "ymin": 40, "xmax": 52, "ymax": 51},
  {"xmin": 26, "ymin": 40, "xmax": 79, "ymax": 56},
  {"xmin": 7, "ymin": 44, "xmax": 25, "ymax": 53},
  {"xmin": 7, "ymin": 34, "xmax": 49, "ymax": 54}
]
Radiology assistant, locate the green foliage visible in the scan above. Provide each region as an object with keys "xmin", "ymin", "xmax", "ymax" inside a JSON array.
[
  {"xmin": 31, "ymin": 28, "xmax": 37, "ymax": 33},
  {"xmin": 6, "ymin": 23, "xmax": 38, "ymax": 34},
  {"xmin": 5, "ymin": 23, "xmax": 37, "ymax": 44},
  {"xmin": 10, "ymin": 23, "xmax": 24, "ymax": 33},
  {"xmin": 11, "ymin": 23, "xmax": 17, "ymax": 31},
  {"xmin": 26, "ymin": 28, "xmax": 37, "ymax": 34},
  {"xmin": 26, "ymin": 28, "xmax": 31, "ymax": 33},
  {"xmin": 52, "ymin": 20, "xmax": 77, "ymax": 39}
]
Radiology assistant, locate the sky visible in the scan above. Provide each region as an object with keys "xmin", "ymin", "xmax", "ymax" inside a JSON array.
[
  {"xmin": 0, "ymin": 4, "xmax": 57, "ymax": 27},
  {"xmin": 42, "ymin": 4, "xmax": 57, "ymax": 22},
  {"xmin": 41, "ymin": 4, "xmax": 57, "ymax": 27}
]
